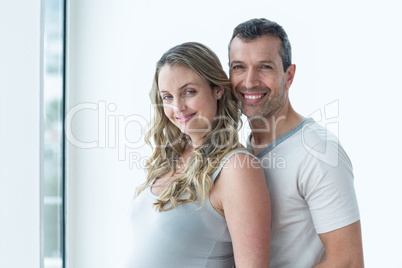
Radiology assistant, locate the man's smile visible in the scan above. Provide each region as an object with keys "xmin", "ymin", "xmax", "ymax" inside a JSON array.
[{"xmin": 240, "ymin": 92, "xmax": 267, "ymax": 104}]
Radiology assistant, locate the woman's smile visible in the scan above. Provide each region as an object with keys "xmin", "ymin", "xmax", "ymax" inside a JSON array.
[{"xmin": 175, "ymin": 112, "xmax": 197, "ymax": 123}]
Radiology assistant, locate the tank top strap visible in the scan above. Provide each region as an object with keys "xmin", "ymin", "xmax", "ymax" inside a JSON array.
[{"xmin": 210, "ymin": 148, "xmax": 256, "ymax": 182}]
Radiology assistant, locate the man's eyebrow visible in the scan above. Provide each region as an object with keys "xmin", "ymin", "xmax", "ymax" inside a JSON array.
[
  {"xmin": 230, "ymin": 60, "xmax": 243, "ymax": 66},
  {"xmin": 259, "ymin": 60, "xmax": 275, "ymax": 64},
  {"xmin": 230, "ymin": 60, "xmax": 277, "ymax": 67}
]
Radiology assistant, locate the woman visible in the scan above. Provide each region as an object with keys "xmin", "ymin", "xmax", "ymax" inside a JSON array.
[{"xmin": 119, "ymin": 42, "xmax": 270, "ymax": 267}]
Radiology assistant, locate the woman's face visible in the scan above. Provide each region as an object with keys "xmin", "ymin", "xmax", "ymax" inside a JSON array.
[{"xmin": 158, "ymin": 64, "xmax": 223, "ymax": 144}]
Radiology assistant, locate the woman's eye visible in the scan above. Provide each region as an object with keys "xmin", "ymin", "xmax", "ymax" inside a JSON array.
[
  {"xmin": 162, "ymin": 95, "xmax": 172, "ymax": 100},
  {"xmin": 185, "ymin": 90, "xmax": 195, "ymax": 95}
]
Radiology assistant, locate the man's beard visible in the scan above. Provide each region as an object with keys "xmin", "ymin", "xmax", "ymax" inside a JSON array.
[{"xmin": 237, "ymin": 82, "xmax": 286, "ymax": 119}]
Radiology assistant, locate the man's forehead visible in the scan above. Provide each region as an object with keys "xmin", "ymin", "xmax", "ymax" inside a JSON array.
[
  {"xmin": 230, "ymin": 36, "xmax": 282, "ymax": 59},
  {"xmin": 231, "ymin": 35, "xmax": 281, "ymax": 48}
]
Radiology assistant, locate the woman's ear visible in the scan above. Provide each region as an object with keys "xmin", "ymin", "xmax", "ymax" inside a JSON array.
[{"xmin": 214, "ymin": 86, "xmax": 225, "ymax": 99}]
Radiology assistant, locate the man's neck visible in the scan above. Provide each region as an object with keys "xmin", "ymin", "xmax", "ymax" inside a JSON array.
[{"xmin": 248, "ymin": 107, "xmax": 305, "ymax": 154}]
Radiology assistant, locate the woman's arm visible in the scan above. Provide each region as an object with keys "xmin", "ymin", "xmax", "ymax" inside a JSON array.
[{"xmin": 210, "ymin": 153, "xmax": 271, "ymax": 268}]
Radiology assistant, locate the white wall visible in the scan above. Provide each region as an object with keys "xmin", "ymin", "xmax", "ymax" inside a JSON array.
[
  {"xmin": 66, "ymin": 0, "xmax": 402, "ymax": 267},
  {"xmin": 0, "ymin": 0, "xmax": 42, "ymax": 267}
]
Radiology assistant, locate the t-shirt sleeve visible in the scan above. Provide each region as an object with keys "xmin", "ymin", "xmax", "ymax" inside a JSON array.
[{"xmin": 298, "ymin": 138, "xmax": 360, "ymax": 234}]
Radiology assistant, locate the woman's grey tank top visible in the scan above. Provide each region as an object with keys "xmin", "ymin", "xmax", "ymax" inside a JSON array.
[{"xmin": 118, "ymin": 149, "xmax": 254, "ymax": 268}]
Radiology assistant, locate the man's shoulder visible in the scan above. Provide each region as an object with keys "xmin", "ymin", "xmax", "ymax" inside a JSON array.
[
  {"xmin": 298, "ymin": 120, "xmax": 352, "ymax": 170},
  {"xmin": 299, "ymin": 119, "xmax": 340, "ymax": 148}
]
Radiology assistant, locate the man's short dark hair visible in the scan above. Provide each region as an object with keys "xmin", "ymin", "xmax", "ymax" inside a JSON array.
[{"xmin": 229, "ymin": 18, "xmax": 292, "ymax": 72}]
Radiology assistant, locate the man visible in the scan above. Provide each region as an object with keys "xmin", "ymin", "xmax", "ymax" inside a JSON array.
[{"xmin": 228, "ymin": 18, "xmax": 364, "ymax": 267}]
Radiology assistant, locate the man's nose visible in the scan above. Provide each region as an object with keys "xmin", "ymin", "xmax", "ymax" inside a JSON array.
[{"xmin": 244, "ymin": 69, "xmax": 260, "ymax": 89}]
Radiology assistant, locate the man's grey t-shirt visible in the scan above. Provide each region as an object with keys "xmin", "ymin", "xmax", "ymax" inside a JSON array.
[{"xmin": 248, "ymin": 118, "xmax": 360, "ymax": 267}]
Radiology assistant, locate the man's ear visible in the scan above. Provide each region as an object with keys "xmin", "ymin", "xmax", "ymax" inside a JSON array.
[{"xmin": 285, "ymin": 64, "xmax": 296, "ymax": 90}]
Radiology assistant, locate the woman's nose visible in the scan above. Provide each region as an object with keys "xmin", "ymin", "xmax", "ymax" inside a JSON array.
[{"xmin": 174, "ymin": 97, "xmax": 186, "ymax": 112}]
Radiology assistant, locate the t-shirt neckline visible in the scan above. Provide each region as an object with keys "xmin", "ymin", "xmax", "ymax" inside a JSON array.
[{"xmin": 247, "ymin": 118, "xmax": 315, "ymax": 158}]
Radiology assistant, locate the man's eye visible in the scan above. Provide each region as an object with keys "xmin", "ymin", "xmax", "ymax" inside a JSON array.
[
  {"xmin": 232, "ymin": 65, "xmax": 244, "ymax": 69},
  {"xmin": 261, "ymin": 65, "xmax": 272, "ymax": 69}
]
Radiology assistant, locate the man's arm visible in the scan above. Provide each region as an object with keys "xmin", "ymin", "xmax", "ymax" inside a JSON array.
[
  {"xmin": 299, "ymin": 135, "xmax": 363, "ymax": 267},
  {"xmin": 315, "ymin": 221, "xmax": 364, "ymax": 267}
]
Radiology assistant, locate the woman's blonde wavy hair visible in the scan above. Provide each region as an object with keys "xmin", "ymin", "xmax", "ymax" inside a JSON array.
[{"xmin": 137, "ymin": 42, "xmax": 241, "ymax": 211}]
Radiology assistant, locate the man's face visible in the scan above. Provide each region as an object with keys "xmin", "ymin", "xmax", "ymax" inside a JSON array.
[{"xmin": 229, "ymin": 35, "xmax": 293, "ymax": 119}]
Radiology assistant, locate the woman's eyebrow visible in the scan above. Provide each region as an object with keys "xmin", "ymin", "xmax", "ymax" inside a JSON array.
[
  {"xmin": 160, "ymin": 83, "xmax": 197, "ymax": 94},
  {"xmin": 179, "ymin": 82, "xmax": 196, "ymax": 90}
]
